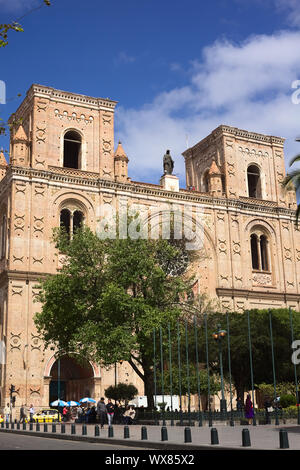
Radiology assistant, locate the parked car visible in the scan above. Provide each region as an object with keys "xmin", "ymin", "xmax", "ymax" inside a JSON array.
[{"xmin": 28, "ymin": 408, "xmax": 61, "ymax": 423}]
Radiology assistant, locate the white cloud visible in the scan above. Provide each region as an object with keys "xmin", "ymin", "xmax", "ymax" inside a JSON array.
[
  {"xmin": 114, "ymin": 52, "xmax": 136, "ymax": 66},
  {"xmin": 116, "ymin": 30, "xmax": 300, "ymax": 186},
  {"xmin": 275, "ymin": 0, "xmax": 300, "ymax": 26},
  {"xmin": 0, "ymin": 0, "xmax": 39, "ymax": 14}
]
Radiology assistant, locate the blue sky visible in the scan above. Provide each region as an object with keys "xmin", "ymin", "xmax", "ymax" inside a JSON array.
[{"xmin": 1, "ymin": 0, "xmax": 300, "ymax": 186}]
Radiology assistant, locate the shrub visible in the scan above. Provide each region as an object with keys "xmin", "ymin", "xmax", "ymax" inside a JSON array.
[{"xmin": 279, "ymin": 394, "xmax": 297, "ymax": 409}]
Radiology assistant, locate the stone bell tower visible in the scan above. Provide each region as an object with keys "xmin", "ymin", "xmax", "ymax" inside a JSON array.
[{"xmin": 8, "ymin": 84, "xmax": 118, "ymax": 178}]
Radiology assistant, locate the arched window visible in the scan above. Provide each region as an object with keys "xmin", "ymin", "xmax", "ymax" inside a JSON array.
[
  {"xmin": 203, "ymin": 170, "xmax": 210, "ymax": 192},
  {"xmin": 63, "ymin": 130, "xmax": 81, "ymax": 169},
  {"xmin": 250, "ymin": 232, "xmax": 270, "ymax": 271},
  {"xmin": 60, "ymin": 208, "xmax": 84, "ymax": 239},
  {"xmin": 247, "ymin": 165, "xmax": 262, "ymax": 198}
]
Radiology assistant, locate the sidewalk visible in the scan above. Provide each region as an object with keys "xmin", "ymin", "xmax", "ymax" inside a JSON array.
[{"xmin": 0, "ymin": 422, "xmax": 299, "ymax": 450}]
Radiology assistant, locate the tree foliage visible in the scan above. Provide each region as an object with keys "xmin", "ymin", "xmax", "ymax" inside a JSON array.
[
  {"xmin": 34, "ymin": 225, "xmax": 194, "ymax": 407},
  {"xmin": 104, "ymin": 383, "xmax": 138, "ymax": 403}
]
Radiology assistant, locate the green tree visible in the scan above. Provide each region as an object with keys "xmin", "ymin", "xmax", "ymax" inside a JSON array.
[
  {"xmin": 34, "ymin": 226, "xmax": 193, "ymax": 408},
  {"xmin": 191, "ymin": 309, "xmax": 300, "ymax": 400},
  {"xmin": 104, "ymin": 383, "xmax": 138, "ymax": 404}
]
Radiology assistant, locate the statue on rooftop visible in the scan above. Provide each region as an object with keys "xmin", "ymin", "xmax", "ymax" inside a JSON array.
[{"xmin": 163, "ymin": 149, "xmax": 174, "ymax": 175}]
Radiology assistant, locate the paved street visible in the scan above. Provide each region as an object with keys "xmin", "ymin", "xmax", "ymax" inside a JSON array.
[
  {"xmin": 0, "ymin": 431, "xmax": 146, "ymax": 450},
  {"xmin": 1, "ymin": 422, "xmax": 300, "ymax": 450}
]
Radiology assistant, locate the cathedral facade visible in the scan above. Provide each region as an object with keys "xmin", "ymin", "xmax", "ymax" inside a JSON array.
[{"xmin": 0, "ymin": 84, "xmax": 299, "ymax": 414}]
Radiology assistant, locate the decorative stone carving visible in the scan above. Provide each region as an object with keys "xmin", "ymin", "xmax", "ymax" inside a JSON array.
[
  {"xmin": 14, "ymin": 213, "xmax": 25, "ymax": 232},
  {"xmin": 33, "ymin": 216, "xmax": 44, "ymax": 233},
  {"xmin": 15, "ymin": 183, "xmax": 26, "ymax": 194},
  {"xmin": 13, "ymin": 255, "xmax": 24, "ymax": 263},
  {"xmin": 233, "ymin": 241, "xmax": 241, "ymax": 255},
  {"xmin": 102, "ymin": 113, "xmax": 112, "ymax": 125},
  {"xmin": 218, "ymin": 239, "xmax": 227, "ymax": 254},
  {"xmin": 31, "ymin": 333, "xmax": 42, "ymax": 351},
  {"xmin": 12, "ymin": 285, "xmax": 23, "ymax": 296},
  {"xmin": 34, "ymin": 185, "xmax": 45, "ymax": 197},
  {"xmin": 284, "ymin": 247, "xmax": 292, "ymax": 261},
  {"xmin": 252, "ymin": 272, "xmax": 272, "ymax": 286},
  {"xmin": 10, "ymin": 332, "xmax": 21, "ymax": 351},
  {"xmin": 239, "ymin": 146, "xmax": 269, "ymax": 158},
  {"xmin": 102, "ymin": 139, "xmax": 112, "ymax": 155}
]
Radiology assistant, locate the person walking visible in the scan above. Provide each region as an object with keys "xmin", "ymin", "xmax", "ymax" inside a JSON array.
[
  {"xmin": 244, "ymin": 394, "xmax": 254, "ymax": 425},
  {"xmin": 4, "ymin": 403, "xmax": 10, "ymax": 423},
  {"xmin": 97, "ymin": 398, "xmax": 106, "ymax": 428},
  {"xmin": 106, "ymin": 399, "xmax": 115, "ymax": 427},
  {"xmin": 20, "ymin": 404, "xmax": 27, "ymax": 423},
  {"xmin": 29, "ymin": 404, "xmax": 34, "ymax": 423}
]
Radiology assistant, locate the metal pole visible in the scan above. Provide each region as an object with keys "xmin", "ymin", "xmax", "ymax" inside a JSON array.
[
  {"xmin": 269, "ymin": 310, "xmax": 279, "ymax": 425},
  {"xmin": 194, "ymin": 316, "xmax": 202, "ymax": 426},
  {"xmin": 153, "ymin": 328, "xmax": 158, "ymax": 425},
  {"xmin": 57, "ymin": 357, "xmax": 60, "ymax": 400},
  {"xmin": 246, "ymin": 311, "xmax": 256, "ymax": 426},
  {"xmin": 289, "ymin": 307, "xmax": 300, "ymax": 425},
  {"xmin": 185, "ymin": 320, "xmax": 191, "ymax": 426},
  {"xmin": 160, "ymin": 326, "xmax": 166, "ymax": 426},
  {"xmin": 177, "ymin": 321, "xmax": 183, "ymax": 425},
  {"xmin": 168, "ymin": 323, "xmax": 174, "ymax": 426},
  {"xmin": 204, "ymin": 313, "xmax": 212, "ymax": 426},
  {"xmin": 226, "ymin": 313, "xmax": 234, "ymax": 426}
]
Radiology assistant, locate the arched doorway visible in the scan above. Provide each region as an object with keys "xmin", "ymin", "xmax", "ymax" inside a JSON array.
[{"xmin": 49, "ymin": 355, "xmax": 95, "ymax": 405}]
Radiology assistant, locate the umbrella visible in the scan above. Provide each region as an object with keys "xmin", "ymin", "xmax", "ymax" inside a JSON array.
[
  {"xmin": 50, "ymin": 399, "xmax": 67, "ymax": 407},
  {"xmin": 66, "ymin": 401, "xmax": 80, "ymax": 407},
  {"xmin": 79, "ymin": 397, "xmax": 96, "ymax": 403}
]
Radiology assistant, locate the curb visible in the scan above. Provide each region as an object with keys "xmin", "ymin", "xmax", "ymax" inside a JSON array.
[{"xmin": 0, "ymin": 428, "xmax": 247, "ymax": 451}]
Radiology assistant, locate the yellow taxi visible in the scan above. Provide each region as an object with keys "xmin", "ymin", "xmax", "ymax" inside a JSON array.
[
  {"xmin": 0, "ymin": 415, "xmax": 3, "ymax": 423},
  {"xmin": 27, "ymin": 408, "xmax": 61, "ymax": 423}
]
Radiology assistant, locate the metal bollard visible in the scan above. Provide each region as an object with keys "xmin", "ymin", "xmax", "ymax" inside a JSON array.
[
  {"xmin": 61, "ymin": 424, "xmax": 65, "ymax": 434},
  {"xmin": 141, "ymin": 426, "xmax": 148, "ymax": 440},
  {"xmin": 108, "ymin": 426, "xmax": 114, "ymax": 438},
  {"xmin": 184, "ymin": 427, "xmax": 192, "ymax": 443},
  {"xmin": 5, "ymin": 422, "xmax": 9, "ymax": 429},
  {"xmin": 1, "ymin": 421, "xmax": 3, "ymax": 429},
  {"xmin": 11, "ymin": 422, "xmax": 14, "ymax": 430},
  {"xmin": 71, "ymin": 423, "xmax": 76, "ymax": 435},
  {"xmin": 82, "ymin": 424, "xmax": 87, "ymax": 435},
  {"xmin": 161, "ymin": 426, "xmax": 168, "ymax": 441},
  {"xmin": 279, "ymin": 429, "xmax": 289, "ymax": 449},
  {"xmin": 94, "ymin": 425, "xmax": 100, "ymax": 436},
  {"xmin": 52, "ymin": 423, "xmax": 56, "ymax": 433},
  {"xmin": 36, "ymin": 423, "xmax": 40, "ymax": 432},
  {"xmin": 23, "ymin": 422, "xmax": 26, "ymax": 431},
  {"xmin": 43, "ymin": 423, "xmax": 48, "ymax": 433},
  {"xmin": 17, "ymin": 422, "xmax": 20, "ymax": 430},
  {"xmin": 29, "ymin": 422, "xmax": 33, "ymax": 431},
  {"xmin": 242, "ymin": 428, "xmax": 251, "ymax": 447},
  {"xmin": 211, "ymin": 427, "xmax": 219, "ymax": 445},
  {"xmin": 124, "ymin": 426, "xmax": 130, "ymax": 439}
]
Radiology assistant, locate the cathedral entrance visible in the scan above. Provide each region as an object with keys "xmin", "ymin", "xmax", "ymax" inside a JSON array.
[{"xmin": 49, "ymin": 355, "xmax": 95, "ymax": 405}]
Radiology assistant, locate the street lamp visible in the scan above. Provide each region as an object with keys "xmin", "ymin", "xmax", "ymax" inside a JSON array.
[{"xmin": 213, "ymin": 324, "xmax": 227, "ymax": 413}]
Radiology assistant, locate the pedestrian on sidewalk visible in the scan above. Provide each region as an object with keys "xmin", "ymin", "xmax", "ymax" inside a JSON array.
[
  {"xmin": 106, "ymin": 399, "xmax": 115, "ymax": 426},
  {"xmin": 20, "ymin": 404, "xmax": 27, "ymax": 423},
  {"xmin": 245, "ymin": 393, "xmax": 254, "ymax": 425},
  {"xmin": 97, "ymin": 397, "xmax": 107, "ymax": 428},
  {"xmin": 4, "ymin": 403, "xmax": 10, "ymax": 423},
  {"xmin": 29, "ymin": 404, "xmax": 34, "ymax": 422}
]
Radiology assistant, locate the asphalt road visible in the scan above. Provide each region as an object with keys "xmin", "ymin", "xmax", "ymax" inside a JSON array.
[{"xmin": 0, "ymin": 432, "xmax": 145, "ymax": 450}]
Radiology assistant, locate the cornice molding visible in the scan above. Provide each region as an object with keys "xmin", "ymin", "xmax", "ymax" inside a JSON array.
[
  {"xmin": 182, "ymin": 125, "xmax": 285, "ymax": 159},
  {"xmin": 0, "ymin": 165, "xmax": 296, "ymax": 219}
]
